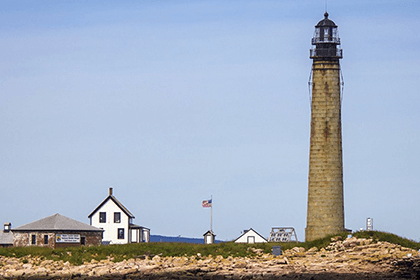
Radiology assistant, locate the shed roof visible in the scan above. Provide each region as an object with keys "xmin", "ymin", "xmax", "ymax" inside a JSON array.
[
  {"xmin": 12, "ymin": 213, "xmax": 102, "ymax": 232},
  {"xmin": 203, "ymin": 230, "xmax": 216, "ymax": 236},
  {"xmin": 88, "ymin": 195, "xmax": 135, "ymax": 219}
]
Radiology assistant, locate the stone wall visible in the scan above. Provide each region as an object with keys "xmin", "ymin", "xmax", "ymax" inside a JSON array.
[
  {"xmin": 306, "ymin": 60, "xmax": 345, "ymax": 241},
  {"xmin": 13, "ymin": 231, "xmax": 102, "ymax": 248},
  {"xmin": 13, "ymin": 232, "xmax": 31, "ymax": 248}
]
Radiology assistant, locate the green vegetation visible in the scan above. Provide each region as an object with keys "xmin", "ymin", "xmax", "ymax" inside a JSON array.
[
  {"xmin": 353, "ymin": 230, "xmax": 420, "ymax": 250},
  {"xmin": 0, "ymin": 242, "xmax": 281, "ymax": 265},
  {"xmin": 1, "ymin": 231, "xmax": 418, "ymax": 265},
  {"xmin": 299, "ymin": 232, "xmax": 349, "ymax": 250}
]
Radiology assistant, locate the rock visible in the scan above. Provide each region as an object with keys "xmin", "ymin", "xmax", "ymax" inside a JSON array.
[
  {"xmin": 93, "ymin": 266, "xmax": 110, "ymax": 276},
  {"xmin": 308, "ymin": 247, "xmax": 318, "ymax": 252},
  {"xmin": 9, "ymin": 269, "xmax": 25, "ymax": 278},
  {"xmin": 292, "ymin": 247, "xmax": 305, "ymax": 253},
  {"xmin": 5, "ymin": 259, "xmax": 19, "ymax": 265},
  {"xmin": 233, "ymin": 262, "xmax": 247, "ymax": 268},
  {"xmin": 276, "ymin": 257, "xmax": 289, "ymax": 265},
  {"xmin": 331, "ymin": 236, "xmax": 343, "ymax": 242},
  {"xmin": 1, "ymin": 237, "xmax": 418, "ymax": 279},
  {"xmin": 248, "ymin": 247, "xmax": 264, "ymax": 255},
  {"xmin": 22, "ymin": 263, "xmax": 32, "ymax": 269},
  {"xmin": 152, "ymin": 255, "xmax": 161, "ymax": 261}
]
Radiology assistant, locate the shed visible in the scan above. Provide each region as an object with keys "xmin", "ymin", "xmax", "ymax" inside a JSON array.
[
  {"xmin": 203, "ymin": 230, "xmax": 216, "ymax": 244},
  {"xmin": 234, "ymin": 228, "xmax": 268, "ymax": 244},
  {"xmin": 12, "ymin": 213, "xmax": 103, "ymax": 248},
  {"xmin": 0, "ymin": 223, "xmax": 13, "ymax": 247}
]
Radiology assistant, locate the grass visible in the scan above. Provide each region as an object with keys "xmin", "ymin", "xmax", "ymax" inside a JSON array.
[
  {"xmin": 353, "ymin": 230, "xmax": 420, "ymax": 250},
  {"xmin": 1, "ymin": 231, "xmax": 418, "ymax": 265}
]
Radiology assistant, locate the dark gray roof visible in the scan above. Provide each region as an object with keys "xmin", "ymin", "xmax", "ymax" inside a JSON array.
[
  {"xmin": 88, "ymin": 195, "xmax": 135, "ymax": 219},
  {"xmin": 0, "ymin": 231, "xmax": 13, "ymax": 245},
  {"xmin": 129, "ymin": 223, "xmax": 149, "ymax": 230},
  {"xmin": 12, "ymin": 213, "xmax": 102, "ymax": 232},
  {"xmin": 316, "ymin": 12, "xmax": 337, "ymax": 27},
  {"xmin": 203, "ymin": 230, "xmax": 216, "ymax": 236}
]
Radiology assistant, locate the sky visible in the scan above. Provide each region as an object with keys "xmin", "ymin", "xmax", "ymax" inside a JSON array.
[{"xmin": 1, "ymin": 0, "xmax": 419, "ymax": 242}]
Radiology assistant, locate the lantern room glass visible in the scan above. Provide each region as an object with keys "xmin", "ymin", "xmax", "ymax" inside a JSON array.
[{"xmin": 312, "ymin": 27, "xmax": 340, "ymax": 44}]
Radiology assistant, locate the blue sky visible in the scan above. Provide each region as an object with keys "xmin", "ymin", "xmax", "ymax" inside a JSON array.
[{"xmin": 1, "ymin": 0, "xmax": 419, "ymax": 242}]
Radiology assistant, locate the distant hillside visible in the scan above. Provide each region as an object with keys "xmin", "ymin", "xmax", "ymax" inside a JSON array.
[{"xmin": 150, "ymin": 235, "xmax": 222, "ymax": 244}]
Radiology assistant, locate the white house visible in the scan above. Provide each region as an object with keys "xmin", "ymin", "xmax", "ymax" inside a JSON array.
[
  {"xmin": 88, "ymin": 188, "xmax": 150, "ymax": 244},
  {"xmin": 234, "ymin": 228, "xmax": 268, "ymax": 244}
]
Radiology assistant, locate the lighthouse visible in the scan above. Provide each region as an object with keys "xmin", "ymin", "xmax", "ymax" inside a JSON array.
[{"xmin": 305, "ymin": 12, "xmax": 345, "ymax": 241}]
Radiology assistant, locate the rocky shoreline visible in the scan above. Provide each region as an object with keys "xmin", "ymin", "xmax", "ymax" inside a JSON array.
[{"xmin": 1, "ymin": 237, "xmax": 419, "ymax": 279}]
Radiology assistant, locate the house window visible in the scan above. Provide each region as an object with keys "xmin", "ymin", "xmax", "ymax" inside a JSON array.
[
  {"xmin": 31, "ymin": 234, "xmax": 36, "ymax": 245},
  {"xmin": 118, "ymin": 228, "xmax": 125, "ymax": 239},
  {"xmin": 81, "ymin": 236, "xmax": 86, "ymax": 245},
  {"xmin": 114, "ymin": 212, "xmax": 121, "ymax": 223},
  {"xmin": 44, "ymin": 235, "xmax": 48, "ymax": 245},
  {"xmin": 99, "ymin": 212, "xmax": 106, "ymax": 223}
]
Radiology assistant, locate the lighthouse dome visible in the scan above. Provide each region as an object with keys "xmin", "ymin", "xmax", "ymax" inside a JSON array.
[{"xmin": 315, "ymin": 12, "xmax": 337, "ymax": 28}]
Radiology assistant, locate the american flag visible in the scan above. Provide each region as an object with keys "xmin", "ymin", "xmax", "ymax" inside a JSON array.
[{"xmin": 202, "ymin": 199, "xmax": 212, "ymax": 208}]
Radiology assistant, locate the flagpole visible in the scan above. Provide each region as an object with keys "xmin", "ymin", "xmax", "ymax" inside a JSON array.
[{"xmin": 210, "ymin": 195, "xmax": 213, "ymax": 232}]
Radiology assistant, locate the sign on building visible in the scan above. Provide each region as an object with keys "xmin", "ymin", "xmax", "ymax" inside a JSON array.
[
  {"xmin": 56, "ymin": 234, "xmax": 80, "ymax": 243},
  {"xmin": 268, "ymin": 227, "xmax": 298, "ymax": 242}
]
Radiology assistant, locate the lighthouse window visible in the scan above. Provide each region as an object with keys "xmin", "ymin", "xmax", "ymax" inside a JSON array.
[
  {"xmin": 332, "ymin": 29, "xmax": 338, "ymax": 42},
  {"xmin": 324, "ymin": 28, "xmax": 329, "ymax": 40}
]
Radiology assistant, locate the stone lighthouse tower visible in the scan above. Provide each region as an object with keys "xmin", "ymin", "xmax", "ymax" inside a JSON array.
[{"xmin": 305, "ymin": 12, "xmax": 345, "ymax": 241}]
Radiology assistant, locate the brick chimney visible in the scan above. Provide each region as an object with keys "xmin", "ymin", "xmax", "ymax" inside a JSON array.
[{"xmin": 109, "ymin": 187, "xmax": 113, "ymax": 196}]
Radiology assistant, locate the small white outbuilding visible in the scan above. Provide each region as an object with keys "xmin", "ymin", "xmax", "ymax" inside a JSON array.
[
  {"xmin": 203, "ymin": 230, "xmax": 216, "ymax": 244},
  {"xmin": 234, "ymin": 228, "xmax": 267, "ymax": 244}
]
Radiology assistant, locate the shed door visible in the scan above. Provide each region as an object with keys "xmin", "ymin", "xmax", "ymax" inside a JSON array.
[
  {"xmin": 206, "ymin": 235, "xmax": 212, "ymax": 244},
  {"xmin": 247, "ymin": 236, "xmax": 255, "ymax": 244}
]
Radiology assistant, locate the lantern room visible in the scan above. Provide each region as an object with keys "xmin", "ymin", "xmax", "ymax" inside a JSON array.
[{"xmin": 310, "ymin": 12, "xmax": 343, "ymax": 60}]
